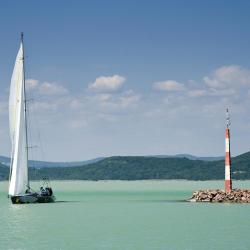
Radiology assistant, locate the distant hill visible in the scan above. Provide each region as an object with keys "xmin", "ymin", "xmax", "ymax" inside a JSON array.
[
  {"xmin": 0, "ymin": 163, "xmax": 9, "ymax": 181},
  {"xmin": 150, "ymin": 154, "xmax": 224, "ymax": 161},
  {"xmin": 0, "ymin": 156, "xmax": 10, "ymax": 166},
  {"xmin": 0, "ymin": 152, "xmax": 250, "ymax": 181},
  {"xmin": 0, "ymin": 153, "xmax": 222, "ymax": 168},
  {"xmin": 0, "ymin": 155, "xmax": 104, "ymax": 168}
]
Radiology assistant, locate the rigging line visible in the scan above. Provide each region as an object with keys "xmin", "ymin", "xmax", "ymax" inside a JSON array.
[
  {"xmin": 35, "ymin": 110, "xmax": 47, "ymax": 184},
  {"xmin": 20, "ymin": 35, "xmax": 46, "ymax": 184},
  {"xmin": 25, "ymin": 86, "xmax": 34, "ymax": 164},
  {"xmin": 29, "ymin": 62, "xmax": 51, "ymax": 164},
  {"xmin": 26, "ymin": 99, "xmax": 34, "ymax": 165},
  {"xmin": 27, "ymin": 92, "xmax": 41, "ymax": 182},
  {"xmin": 27, "ymin": 82, "xmax": 46, "ymax": 184},
  {"xmin": 32, "ymin": 98, "xmax": 46, "ymax": 162},
  {"xmin": 32, "ymin": 86, "xmax": 46, "ymax": 163},
  {"xmin": 24, "ymin": 74, "xmax": 38, "ymax": 181},
  {"xmin": 21, "ymin": 34, "xmax": 42, "ymax": 184}
]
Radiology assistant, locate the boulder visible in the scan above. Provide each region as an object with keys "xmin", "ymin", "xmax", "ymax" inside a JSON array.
[{"xmin": 188, "ymin": 189, "xmax": 250, "ymax": 203}]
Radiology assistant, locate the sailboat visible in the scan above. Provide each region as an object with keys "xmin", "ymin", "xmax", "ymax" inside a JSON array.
[{"xmin": 8, "ymin": 33, "xmax": 55, "ymax": 204}]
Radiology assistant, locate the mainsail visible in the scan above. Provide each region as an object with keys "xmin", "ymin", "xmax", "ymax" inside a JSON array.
[{"xmin": 8, "ymin": 40, "xmax": 29, "ymax": 196}]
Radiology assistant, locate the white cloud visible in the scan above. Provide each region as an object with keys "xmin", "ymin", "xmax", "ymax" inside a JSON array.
[
  {"xmin": 203, "ymin": 65, "xmax": 250, "ymax": 89},
  {"xmin": 187, "ymin": 89, "xmax": 207, "ymax": 97},
  {"xmin": 88, "ymin": 75, "xmax": 125, "ymax": 92},
  {"xmin": 69, "ymin": 119, "xmax": 88, "ymax": 128},
  {"xmin": 209, "ymin": 88, "xmax": 236, "ymax": 96},
  {"xmin": 30, "ymin": 96, "xmax": 73, "ymax": 113},
  {"xmin": 39, "ymin": 82, "xmax": 68, "ymax": 95},
  {"xmin": 26, "ymin": 79, "xmax": 39, "ymax": 90},
  {"xmin": 24, "ymin": 78, "xmax": 69, "ymax": 95},
  {"xmin": 152, "ymin": 65, "xmax": 250, "ymax": 99},
  {"xmin": 31, "ymin": 101, "xmax": 56, "ymax": 111},
  {"xmin": 70, "ymin": 98, "xmax": 83, "ymax": 109},
  {"xmin": 95, "ymin": 93, "xmax": 112, "ymax": 102},
  {"xmin": 153, "ymin": 80, "xmax": 185, "ymax": 91},
  {"xmin": 66, "ymin": 89, "xmax": 140, "ymax": 118},
  {"xmin": 119, "ymin": 90, "xmax": 141, "ymax": 107}
]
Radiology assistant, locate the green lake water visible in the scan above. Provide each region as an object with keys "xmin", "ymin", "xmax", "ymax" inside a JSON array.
[{"xmin": 0, "ymin": 180, "xmax": 250, "ymax": 250}]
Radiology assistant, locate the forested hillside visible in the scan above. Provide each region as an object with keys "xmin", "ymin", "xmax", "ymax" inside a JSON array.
[{"xmin": 1, "ymin": 152, "xmax": 250, "ymax": 181}]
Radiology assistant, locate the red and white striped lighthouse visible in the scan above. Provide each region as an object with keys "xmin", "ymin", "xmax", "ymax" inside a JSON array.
[{"xmin": 225, "ymin": 108, "xmax": 232, "ymax": 192}]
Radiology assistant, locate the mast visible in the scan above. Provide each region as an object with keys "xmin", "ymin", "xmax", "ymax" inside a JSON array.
[
  {"xmin": 21, "ymin": 32, "xmax": 30, "ymax": 189},
  {"xmin": 225, "ymin": 108, "xmax": 232, "ymax": 192}
]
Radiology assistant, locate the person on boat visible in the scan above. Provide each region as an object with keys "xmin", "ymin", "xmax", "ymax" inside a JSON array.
[
  {"xmin": 40, "ymin": 187, "xmax": 47, "ymax": 196},
  {"xmin": 45, "ymin": 187, "xmax": 53, "ymax": 196},
  {"xmin": 48, "ymin": 187, "xmax": 53, "ymax": 196}
]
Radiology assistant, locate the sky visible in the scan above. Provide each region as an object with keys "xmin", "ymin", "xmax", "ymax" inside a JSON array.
[{"xmin": 1, "ymin": 0, "xmax": 250, "ymax": 161}]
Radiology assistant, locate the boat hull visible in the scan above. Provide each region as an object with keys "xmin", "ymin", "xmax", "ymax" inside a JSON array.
[
  {"xmin": 11, "ymin": 193, "xmax": 55, "ymax": 204},
  {"xmin": 37, "ymin": 194, "xmax": 55, "ymax": 203}
]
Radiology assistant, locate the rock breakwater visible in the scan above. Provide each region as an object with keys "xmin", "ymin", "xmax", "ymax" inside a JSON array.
[{"xmin": 189, "ymin": 189, "xmax": 250, "ymax": 203}]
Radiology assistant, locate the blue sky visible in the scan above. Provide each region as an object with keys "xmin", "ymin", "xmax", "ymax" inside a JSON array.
[{"xmin": 1, "ymin": 1, "xmax": 250, "ymax": 161}]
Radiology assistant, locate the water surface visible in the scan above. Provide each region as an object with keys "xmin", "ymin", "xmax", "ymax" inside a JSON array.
[{"xmin": 0, "ymin": 180, "xmax": 250, "ymax": 250}]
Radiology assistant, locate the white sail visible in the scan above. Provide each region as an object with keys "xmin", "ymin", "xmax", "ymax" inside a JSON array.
[{"xmin": 8, "ymin": 42, "xmax": 29, "ymax": 196}]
